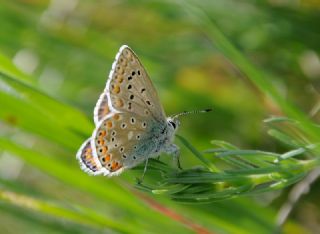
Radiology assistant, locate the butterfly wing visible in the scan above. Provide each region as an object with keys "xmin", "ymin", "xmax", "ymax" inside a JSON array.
[
  {"xmin": 94, "ymin": 92, "xmax": 111, "ymax": 125},
  {"xmin": 76, "ymin": 138, "xmax": 108, "ymax": 175},
  {"xmin": 93, "ymin": 45, "xmax": 164, "ymax": 125},
  {"xmin": 106, "ymin": 45, "xmax": 166, "ymax": 123},
  {"xmin": 91, "ymin": 112, "xmax": 159, "ymax": 176},
  {"xmin": 83, "ymin": 45, "xmax": 167, "ymax": 176}
]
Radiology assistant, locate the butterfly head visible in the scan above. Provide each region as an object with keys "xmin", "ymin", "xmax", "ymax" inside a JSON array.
[{"xmin": 167, "ymin": 117, "xmax": 180, "ymax": 134}]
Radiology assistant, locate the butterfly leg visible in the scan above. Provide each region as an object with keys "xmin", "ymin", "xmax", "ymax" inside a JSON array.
[
  {"xmin": 137, "ymin": 158, "xmax": 149, "ymax": 184},
  {"xmin": 165, "ymin": 144, "xmax": 182, "ymax": 170},
  {"xmin": 174, "ymin": 150, "xmax": 182, "ymax": 170}
]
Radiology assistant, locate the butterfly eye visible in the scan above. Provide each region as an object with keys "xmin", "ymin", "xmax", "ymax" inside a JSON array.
[{"xmin": 169, "ymin": 121, "xmax": 176, "ymax": 129}]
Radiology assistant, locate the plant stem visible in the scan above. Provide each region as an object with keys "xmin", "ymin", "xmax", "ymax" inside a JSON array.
[{"xmin": 176, "ymin": 134, "xmax": 219, "ymax": 172}]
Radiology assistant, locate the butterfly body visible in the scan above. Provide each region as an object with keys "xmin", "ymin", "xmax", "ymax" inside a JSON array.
[
  {"xmin": 77, "ymin": 45, "xmax": 180, "ymax": 177},
  {"xmin": 132, "ymin": 117, "xmax": 178, "ymax": 161}
]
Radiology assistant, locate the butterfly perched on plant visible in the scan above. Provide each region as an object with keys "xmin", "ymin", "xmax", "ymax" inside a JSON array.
[{"xmin": 76, "ymin": 45, "xmax": 211, "ymax": 177}]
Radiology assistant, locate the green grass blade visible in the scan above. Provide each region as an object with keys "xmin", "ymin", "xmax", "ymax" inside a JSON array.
[
  {"xmin": 0, "ymin": 188, "xmax": 132, "ymax": 233},
  {"xmin": 180, "ymin": 2, "xmax": 320, "ymax": 143},
  {"xmin": 176, "ymin": 134, "xmax": 219, "ymax": 172}
]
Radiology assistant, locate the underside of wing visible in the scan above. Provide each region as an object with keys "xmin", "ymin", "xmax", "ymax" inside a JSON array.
[
  {"xmin": 94, "ymin": 45, "xmax": 167, "ymax": 126},
  {"xmin": 76, "ymin": 138, "xmax": 107, "ymax": 175},
  {"xmin": 107, "ymin": 46, "xmax": 166, "ymax": 122},
  {"xmin": 94, "ymin": 92, "xmax": 112, "ymax": 126},
  {"xmin": 92, "ymin": 112, "xmax": 157, "ymax": 176},
  {"xmin": 87, "ymin": 45, "xmax": 168, "ymax": 177}
]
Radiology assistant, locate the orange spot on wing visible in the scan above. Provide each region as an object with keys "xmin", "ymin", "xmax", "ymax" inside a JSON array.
[
  {"xmin": 111, "ymin": 161, "xmax": 117, "ymax": 170},
  {"xmin": 103, "ymin": 120, "xmax": 113, "ymax": 128},
  {"xmin": 86, "ymin": 148, "xmax": 92, "ymax": 153},
  {"xmin": 117, "ymin": 66, "xmax": 124, "ymax": 75},
  {"xmin": 99, "ymin": 147, "xmax": 107, "ymax": 154},
  {"xmin": 105, "ymin": 154, "xmax": 111, "ymax": 161},
  {"xmin": 107, "ymin": 121, "xmax": 113, "ymax": 128},
  {"xmin": 102, "ymin": 106, "xmax": 109, "ymax": 115},
  {"xmin": 98, "ymin": 130, "xmax": 106, "ymax": 137},
  {"xmin": 97, "ymin": 138, "xmax": 105, "ymax": 146},
  {"xmin": 113, "ymin": 114, "xmax": 120, "ymax": 120},
  {"xmin": 113, "ymin": 85, "xmax": 120, "ymax": 94},
  {"xmin": 115, "ymin": 98, "xmax": 124, "ymax": 108},
  {"xmin": 110, "ymin": 161, "xmax": 122, "ymax": 172}
]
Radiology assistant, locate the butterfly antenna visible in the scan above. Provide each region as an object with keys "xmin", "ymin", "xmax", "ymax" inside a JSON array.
[{"xmin": 171, "ymin": 108, "xmax": 212, "ymax": 119}]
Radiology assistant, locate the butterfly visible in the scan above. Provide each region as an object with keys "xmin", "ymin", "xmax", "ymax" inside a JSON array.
[{"xmin": 76, "ymin": 45, "xmax": 211, "ymax": 178}]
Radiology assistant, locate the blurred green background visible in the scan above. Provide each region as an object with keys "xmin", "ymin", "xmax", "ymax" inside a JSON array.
[{"xmin": 0, "ymin": 0, "xmax": 320, "ymax": 233}]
